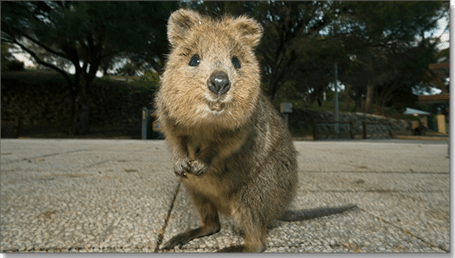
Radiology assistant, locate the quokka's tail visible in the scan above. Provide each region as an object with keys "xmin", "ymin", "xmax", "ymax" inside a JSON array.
[{"xmin": 279, "ymin": 205, "xmax": 358, "ymax": 221}]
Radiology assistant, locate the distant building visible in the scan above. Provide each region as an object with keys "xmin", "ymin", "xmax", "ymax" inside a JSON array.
[
  {"xmin": 403, "ymin": 107, "xmax": 431, "ymax": 135},
  {"xmin": 417, "ymin": 62, "xmax": 449, "ymax": 135}
]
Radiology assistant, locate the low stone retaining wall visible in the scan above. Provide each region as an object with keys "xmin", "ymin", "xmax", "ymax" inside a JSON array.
[{"xmin": 289, "ymin": 109, "xmax": 413, "ymax": 136}]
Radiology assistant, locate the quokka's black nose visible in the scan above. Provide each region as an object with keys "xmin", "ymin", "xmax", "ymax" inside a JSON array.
[{"xmin": 208, "ymin": 71, "xmax": 230, "ymax": 96}]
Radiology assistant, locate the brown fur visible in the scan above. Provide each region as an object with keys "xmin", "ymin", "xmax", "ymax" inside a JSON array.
[{"xmin": 155, "ymin": 9, "xmax": 298, "ymax": 252}]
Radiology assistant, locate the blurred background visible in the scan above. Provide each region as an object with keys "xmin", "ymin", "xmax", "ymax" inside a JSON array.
[{"xmin": 1, "ymin": 1, "xmax": 450, "ymax": 140}]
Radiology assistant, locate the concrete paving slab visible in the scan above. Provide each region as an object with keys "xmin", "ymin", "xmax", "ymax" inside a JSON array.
[
  {"xmin": 266, "ymin": 208, "xmax": 445, "ymax": 253},
  {"xmin": 289, "ymin": 189, "xmax": 449, "ymax": 252},
  {"xmin": 295, "ymin": 141, "xmax": 449, "ymax": 173},
  {"xmin": 299, "ymin": 172, "xmax": 449, "ymax": 192},
  {"xmin": 1, "ymin": 139, "xmax": 178, "ymax": 253},
  {"xmin": 2, "ymin": 150, "xmax": 172, "ymax": 175},
  {"xmin": 0, "ymin": 139, "xmax": 450, "ymax": 253},
  {"xmin": 0, "ymin": 139, "xmax": 109, "ymax": 163},
  {"xmin": 345, "ymin": 192, "xmax": 448, "ymax": 251}
]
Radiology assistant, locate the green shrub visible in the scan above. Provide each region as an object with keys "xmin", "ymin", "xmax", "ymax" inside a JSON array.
[
  {"xmin": 3, "ymin": 60, "xmax": 24, "ymax": 71},
  {"xmin": 132, "ymin": 70, "xmax": 160, "ymax": 94}
]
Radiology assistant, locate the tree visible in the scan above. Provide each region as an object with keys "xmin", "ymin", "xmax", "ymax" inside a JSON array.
[
  {"xmin": 335, "ymin": 1, "xmax": 447, "ymax": 114},
  {"xmin": 1, "ymin": 1, "xmax": 177, "ymax": 134},
  {"xmin": 257, "ymin": 1, "xmax": 340, "ymax": 100}
]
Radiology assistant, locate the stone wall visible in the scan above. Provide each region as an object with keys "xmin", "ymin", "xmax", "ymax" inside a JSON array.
[
  {"xmin": 1, "ymin": 74, "xmax": 155, "ymax": 136},
  {"xmin": 289, "ymin": 109, "xmax": 413, "ymax": 136}
]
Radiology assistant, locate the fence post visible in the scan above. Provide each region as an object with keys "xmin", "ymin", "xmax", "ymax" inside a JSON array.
[
  {"xmin": 13, "ymin": 116, "xmax": 21, "ymax": 138},
  {"xmin": 349, "ymin": 121, "xmax": 354, "ymax": 139},
  {"xmin": 335, "ymin": 121, "xmax": 339, "ymax": 141},
  {"xmin": 313, "ymin": 121, "xmax": 318, "ymax": 141},
  {"xmin": 280, "ymin": 102, "xmax": 292, "ymax": 128},
  {"xmin": 142, "ymin": 107, "xmax": 149, "ymax": 140}
]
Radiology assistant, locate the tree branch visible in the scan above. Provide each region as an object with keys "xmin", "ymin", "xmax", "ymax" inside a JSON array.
[
  {"xmin": 21, "ymin": 33, "xmax": 69, "ymax": 60},
  {"xmin": 12, "ymin": 39, "xmax": 75, "ymax": 96},
  {"xmin": 87, "ymin": 32, "xmax": 101, "ymax": 81}
]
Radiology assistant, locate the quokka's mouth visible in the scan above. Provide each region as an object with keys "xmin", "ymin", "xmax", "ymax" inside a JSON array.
[{"xmin": 207, "ymin": 101, "xmax": 225, "ymax": 112}]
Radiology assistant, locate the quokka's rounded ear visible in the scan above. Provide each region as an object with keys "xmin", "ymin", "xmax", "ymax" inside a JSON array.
[
  {"xmin": 231, "ymin": 16, "xmax": 263, "ymax": 48},
  {"xmin": 167, "ymin": 9, "xmax": 203, "ymax": 48}
]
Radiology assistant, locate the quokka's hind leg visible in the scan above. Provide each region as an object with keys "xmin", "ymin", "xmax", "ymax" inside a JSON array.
[
  {"xmin": 161, "ymin": 195, "xmax": 220, "ymax": 250},
  {"xmin": 217, "ymin": 211, "xmax": 267, "ymax": 253}
]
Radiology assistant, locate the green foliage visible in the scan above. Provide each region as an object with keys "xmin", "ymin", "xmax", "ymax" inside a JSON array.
[
  {"xmin": 1, "ymin": 70, "xmax": 72, "ymax": 86},
  {"xmin": 1, "ymin": 1, "xmax": 178, "ymax": 80},
  {"xmin": 1, "ymin": 43, "xmax": 14, "ymax": 63},
  {"xmin": 116, "ymin": 62, "xmax": 140, "ymax": 77},
  {"xmin": 132, "ymin": 71, "xmax": 160, "ymax": 94},
  {"xmin": 2, "ymin": 69, "xmax": 140, "ymax": 94},
  {"xmin": 436, "ymin": 47, "xmax": 450, "ymax": 62},
  {"xmin": 308, "ymin": 98, "xmax": 352, "ymax": 113},
  {"xmin": 335, "ymin": 1, "xmax": 447, "ymax": 114},
  {"xmin": 3, "ymin": 60, "xmax": 25, "ymax": 71}
]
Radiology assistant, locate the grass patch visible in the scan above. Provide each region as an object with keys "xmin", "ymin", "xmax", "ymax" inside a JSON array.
[
  {"xmin": 308, "ymin": 99, "xmax": 353, "ymax": 113},
  {"xmin": 1, "ymin": 70, "xmax": 69, "ymax": 86},
  {"xmin": 2, "ymin": 69, "xmax": 150, "ymax": 92}
]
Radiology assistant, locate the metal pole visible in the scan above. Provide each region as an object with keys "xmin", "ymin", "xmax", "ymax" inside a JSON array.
[
  {"xmin": 334, "ymin": 62, "xmax": 339, "ymax": 139},
  {"xmin": 447, "ymin": 122, "xmax": 450, "ymax": 158},
  {"xmin": 142, "ymin": 107, "xmax": 149, "ymax": 140}
]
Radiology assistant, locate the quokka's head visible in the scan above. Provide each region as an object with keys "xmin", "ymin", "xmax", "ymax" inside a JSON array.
[{"xmin": 157, "ymin": 9, "xmax": 263, "ymax": 129}]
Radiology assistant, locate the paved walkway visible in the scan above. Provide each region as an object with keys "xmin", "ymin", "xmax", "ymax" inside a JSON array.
[{"xmin": 0, "ymin": 139, "xmax": 450, "ymax": 253}]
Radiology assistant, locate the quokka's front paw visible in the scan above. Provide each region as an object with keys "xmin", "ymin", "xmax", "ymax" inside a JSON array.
[
  {"xmin": 173, "ymin": 158, "xmax": 191, "ymax": 178},
  {"xmin": 187, "ymin": 159, "xmax": 209, "ymax": 176},
  {"xmin": 174, "ymin": 158, "xmax": 209, "ymax": 177}
]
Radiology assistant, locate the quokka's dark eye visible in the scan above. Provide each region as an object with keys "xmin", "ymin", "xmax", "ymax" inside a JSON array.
[
  {"xmin": 231, "ymin": 56, "xmax": 241, "ymax": 69},
  {"xmin": 189, "ymin": 55, "xmax": 200, "ymax": 66}
]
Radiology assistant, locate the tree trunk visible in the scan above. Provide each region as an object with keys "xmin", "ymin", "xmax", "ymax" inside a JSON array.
[
  {"xmin": 69, "ymin": 73, "xmax": 90, "ymax": 135},
  {"xmin": 363, "ymin": 83, "xmax": 374, "ymax": 114},
  {"xmin": 266, "ymin": 82, "xmax": 277, "ymax": 101},
  {"xmin": 351, "ymin": 87, "xmax": 362, "ymax": 112},
  {"xmin": 352, "ymin": 98, "xmax": 361, "ymax": 112},
  {"xmin": 376, "ymin": 80, "xmax": 399, "ymax": 116}
]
